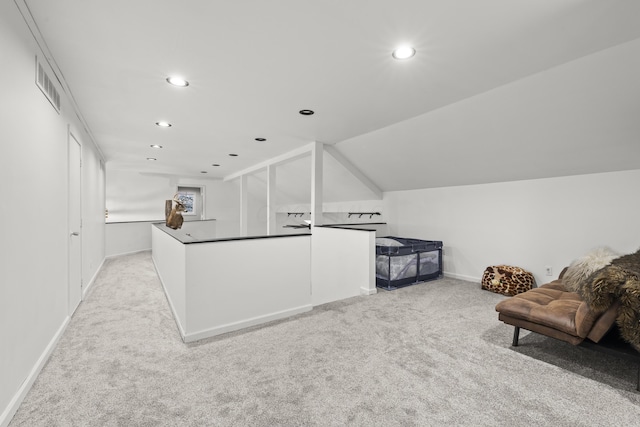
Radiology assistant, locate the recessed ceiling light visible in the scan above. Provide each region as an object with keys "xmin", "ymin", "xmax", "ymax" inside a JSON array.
[
  {"xmin": 212, "ymin": 164, "xmax": 220, "ymax": 167},
  {"xmin": 392, "ymin": 46, "xmax": 416, "ymax": 60},
  {"xmin": 299, "ymin": 109, "xmax": 314, "ymax": 115},
  {"xmin": 150, "ymin": 144, "xmax": 163, "ymax": 149},
  {"xmin": 147, "ymin": 157, "xmax": 157, "ymax": 161},
  {"xmin": 155, "ymin": 121, "xmax": 172, "ymax": 127},
  {"xmin": 255, "ymin": 137, "xmax": 267, "ymax": 142},
  {"xmin": 166, "ymin": 76, "xmax": 189, "ymax": 87},
  {"xmin": 228, "ymin": 153, "xmax": 238, "ymax": 157}
]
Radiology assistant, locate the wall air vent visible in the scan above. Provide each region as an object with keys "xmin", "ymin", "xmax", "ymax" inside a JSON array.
[{"xmin": 36, "ymin": 57, "xmax": 61, "ymax": 113}]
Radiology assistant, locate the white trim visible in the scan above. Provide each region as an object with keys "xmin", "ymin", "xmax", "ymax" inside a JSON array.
[
  {"xmin": 360, "ymin": 286, "xmax": 378, "ymax": 295},
  {"xmin": 0, "ymin": 316, "xmax": 70, "ymax": 427},
  {"xmin": 105, "ymin": 248, "xmax": 152, "ymax": 259},
  {"xmin": 82, "ymin": 257, "xmax": 106, "ymax": 300},
  {"xmin": 151, "ymin": 256, "xmax": 187, "ymax": 341},
  {"xmin": 183, "ymin": 305, "xmax": 313, "ymax": 343},
  {"xmin": 267, "ymin": 165, "xmax": 276, "ymax": 235},
  {"xmin": 310, "ymin": 142, "xmax": 324, "ymax": 226},
  {"xmin": 443, "ymin": 271, "xmax": 480, "ymax": 283},
  {"xmin": 14, "ymin": 1, "xmax": 105, "ymax": 161},
  {"xmin": 240, "ymin": 175, "xmax": 248, "ymax": 236},
  {"xmin": 68, "ymin": 131, "xmax": 83, "ymax": 317},
  {"xmin": 199, "ymin": 186, "xmax": 206, "ymax": 221}
]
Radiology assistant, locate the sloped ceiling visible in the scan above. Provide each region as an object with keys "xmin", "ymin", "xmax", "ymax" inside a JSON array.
[
  {"xmin": 338, "ymin": 37, "xmax": 640, "ymax": 191},
  {"xmin": 22, "ymin": 0, "xmax": 640, "ymax": 195}
]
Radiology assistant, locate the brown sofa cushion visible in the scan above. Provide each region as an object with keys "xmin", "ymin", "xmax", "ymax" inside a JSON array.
[
  {"xmin": 495, "ymin": 283, "xmax": 591, "ymax": 338},
  {"xmin": 496, "ymin": 266, "xmax": 621, "ymax": 347}
]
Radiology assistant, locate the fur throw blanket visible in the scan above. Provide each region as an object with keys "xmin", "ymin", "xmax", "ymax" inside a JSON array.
[
  {"xmin": 563, "ymin": 247, "xmax": 620, "ymax": 293},
  {"xmin": 579, "ymin": 249, "xmax": 640, "ymax": 351}
]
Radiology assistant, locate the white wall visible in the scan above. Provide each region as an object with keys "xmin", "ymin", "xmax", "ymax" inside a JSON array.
[
  {"xmin": 151, "ymin": 226, "xmax": 187, "ymax": 336},
  {"xmin": 311, "ymin": 227, "xmax": 377, "ymax": 306},
  {"xmin": 0, "ymin": 2, "xmax": 105, "ymax": 425},
  {"xmin": 111, "ymin": 145, "xmax": 387, "ymax": 238},
  {"xmin": 105, "ymin": 221, "xmax": 156, "ymax": 257},
  {"xmin": 81, "ymin": 143, "xmax": 106, "ymax": 292},
  {"xmin": 152, "ymin": 227, "xmax": 312, "ymax": 342},
  {"xmin": 106, "ymin": 168, "xmax": 240, "ymax": 237},
  {"xmin": 247, "ymin": 172, "xmax": 269, "ymax": 236},
  {"xmin": 105, "ymin": 169, "xmax": 169, "ymax": 222},
  {"xmin": 185, "ymin": 235, "xmax": 312, "ymax": 340},
  {"xmin": 152, "ymin": 223, "xmax": 381, "ymax": 342},
  {"xmin": 384, "ymin": 170, "xmax": 640, "ymax": 285}
]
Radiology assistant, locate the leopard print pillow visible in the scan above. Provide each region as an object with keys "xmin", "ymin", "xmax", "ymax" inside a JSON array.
[{"xmin": 481, "ymin": 265, "xmax": 535, "ymax": 296}]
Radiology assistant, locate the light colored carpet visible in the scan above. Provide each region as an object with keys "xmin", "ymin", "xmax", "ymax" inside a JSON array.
[{"xmin": 9, "ymin": 251, "xmax": 640, "ymax": 426}]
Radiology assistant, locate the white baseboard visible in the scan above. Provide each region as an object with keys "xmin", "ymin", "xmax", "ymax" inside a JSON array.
[
  {"xmin": 105, "ymin": 248, "xmax": 151, "ymax": 259},
  {"xmin": 443, "ymin": 271, "xmax": 480, "ymax": 283},
  {"xmin": 151, "ymin": 256, "xmax": 187, "ymax": 341},
  {"xmin": 0, "ymin": 316, "xmax": 70, "ymax": 427},
  {"xmin": 82, "ymin": 257, "xmax": 106, "ymax": 300},
  {"xmin": 360, "ymin": 286, "xmax": 377, "ymax": 295},
  {"xmin": 184, "ymin": 305, "xmax": 313, "ymax": 343}
]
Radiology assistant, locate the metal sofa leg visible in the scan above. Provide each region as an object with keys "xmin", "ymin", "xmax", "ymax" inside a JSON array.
[{"xmin": 512, "ymin": 326, "xmax": 520, "ymax": 347}]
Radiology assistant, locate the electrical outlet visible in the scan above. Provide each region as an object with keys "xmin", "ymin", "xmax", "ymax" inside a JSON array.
[{"xmin": 545, "ymin": 266, "xmax": 553, "ymax": 276}]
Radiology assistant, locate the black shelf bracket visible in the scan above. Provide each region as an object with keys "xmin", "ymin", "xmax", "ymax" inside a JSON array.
[{"xmin": 347, "ymin": 212, "xmax": 381, "ymax": 219}]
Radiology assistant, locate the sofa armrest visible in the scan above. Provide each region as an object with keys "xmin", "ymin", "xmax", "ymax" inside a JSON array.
[
  {"xmin": 575, "ymin": 301, "xmax": 602, "ymax": 338},
  {"xmin": 587, "ymin": 300, "xmax": 621, "ymax": 343},
  {"xmin": 558, "ymin": 266, "xmax": 569, "ymax": 280}
]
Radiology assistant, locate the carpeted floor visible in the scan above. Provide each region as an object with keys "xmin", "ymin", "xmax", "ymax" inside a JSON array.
[{"xmin": 9, "ymin": 251, "xmax": 640, "ymax": 426}]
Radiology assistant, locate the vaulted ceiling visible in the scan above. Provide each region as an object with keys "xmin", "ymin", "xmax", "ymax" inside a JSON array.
[{"xmin": 22, "ymin": 0, "xmax": 640, "ymax": 196}]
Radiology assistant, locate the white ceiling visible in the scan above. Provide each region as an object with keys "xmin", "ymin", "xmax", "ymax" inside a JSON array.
[{"xmin": 23, "ymin": 0, "xmax": 640, "ymax": 194}]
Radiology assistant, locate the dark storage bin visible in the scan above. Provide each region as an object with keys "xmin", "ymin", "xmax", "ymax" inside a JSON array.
[{"xmin": 375, "ymin": 236, "xmax": 443, "ymax": 290}]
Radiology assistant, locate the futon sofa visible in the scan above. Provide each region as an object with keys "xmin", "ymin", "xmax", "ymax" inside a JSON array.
[{"xmin": 495, "ymin": 248, "xmax": 640, "ymax": 389}]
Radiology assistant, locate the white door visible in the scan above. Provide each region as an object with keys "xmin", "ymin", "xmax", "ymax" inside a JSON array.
[{"xmin": 68, "ymin": 133, "xmax": 82, "ymax": 315}]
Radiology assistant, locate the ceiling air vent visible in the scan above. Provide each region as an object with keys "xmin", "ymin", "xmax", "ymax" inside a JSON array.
[{"xmin": 36, "ymin": 57, "xmax": 61, "ymax": 113}]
